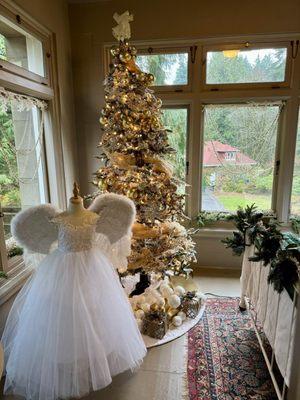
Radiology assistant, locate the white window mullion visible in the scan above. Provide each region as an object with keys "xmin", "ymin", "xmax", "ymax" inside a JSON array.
[{"xmin": 275, "ymin": 97, "xmax": 300, "ymax": 222}]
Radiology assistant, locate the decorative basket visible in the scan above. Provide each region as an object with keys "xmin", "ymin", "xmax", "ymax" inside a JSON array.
[
  {"xmin": 180, "ymin": 291, "xmax": 201, "ymax": 319},
  {"xmin": 142, "ymin": 310, "xmax": 168, "ymax": 339}
]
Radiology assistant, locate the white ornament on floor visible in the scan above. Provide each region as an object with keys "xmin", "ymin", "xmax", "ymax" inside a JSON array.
[
  {"xmin": 174, "ymin": 285, "xmax": 185, "ymax": 296},
  {"xmin": 141, "ymin": 303, "xmax": 151, "ymax": 313},
  {"xmin": 177, "ymin": 311, "xmax": 187, "ymax": 321},
  {"xmin": 161, "ymin": 286, "xmax": 174, "ymax": 297},
  {"xmin": 172, "ymin": 315, "xmax": 183, "ymax": 327},
  {"xmin": 168, "ymin": 294, "xmax": 181, "ymax": 309},
  {"xmin": 135, "ymin": 309, "xmax": 145, "ymax": 319}
]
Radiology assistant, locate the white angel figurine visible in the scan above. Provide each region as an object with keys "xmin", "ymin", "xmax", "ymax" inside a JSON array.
[
  {"xmin": 112, "ymin": 11, "xmax": 134, "ymax": 41},
  {"xmin": 1, "ymin": 184, "xmax": 146, "ymax": 400}
]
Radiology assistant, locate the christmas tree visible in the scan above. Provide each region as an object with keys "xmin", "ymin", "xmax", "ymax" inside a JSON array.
[{"xmin": 93, "ymin": 12, "xmax": 196, "ymax": 280}]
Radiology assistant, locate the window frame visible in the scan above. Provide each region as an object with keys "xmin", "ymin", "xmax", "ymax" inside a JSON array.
[
  {"xmin": 103, "ymin": 33, "xmax": 300, "ymax": 224},
  {"xmin": 161, "ymin": 104, "xmax": 190, "ymax": 214},
  {"xmin": 0, "ymin": 99, "xmax": 50, "ymax": 275},
  {"xmin": 0, "ymin": 1, "xmax": 52, "ymax": 87},
  {"xmin": 0, "ymin": 1, "xmax": 67, "ymax": 278},
  {"xmin": 286, "ymin": 103, "xmax": 300, "ymax": 217},
  {"xmin": 202, "ymin": 41, "xmax": 293, "ymax": 91},
  {"xmin": 136, "ymin": 46, "xmax": 192, "ymax": 92},
  {"xmin": 103, "ymin": 44, "xmax": 193, "ymax": 92},
  {"xmin": 199, "ymin": 101, "xmax": 284, "ymax": 214}
]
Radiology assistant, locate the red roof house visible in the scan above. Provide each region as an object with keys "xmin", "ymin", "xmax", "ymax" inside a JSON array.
[{"xmin": 203, "ymin": 140, "xmax": 257, "ymax": 167}]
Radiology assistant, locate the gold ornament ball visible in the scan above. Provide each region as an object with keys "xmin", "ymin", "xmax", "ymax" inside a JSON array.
[
  {"xmin": 110, "ymin": 47, "xmax": 119, "ymax": 56},
  {"xmin": 120, "ymin": 52, "xmax": 132, "ymax": 62},
  {"xmin": 99, "ymin": 117, "xmax": 107, "ymax": 125}
]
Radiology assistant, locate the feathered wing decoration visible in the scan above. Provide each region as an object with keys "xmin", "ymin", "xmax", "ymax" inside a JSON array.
[
  {"xmin": 89, "ymin": 193, "xmax": 136, "ymax": 244},
  {"xmin": 89, "ymin": 193, "xmax": 136, "ymax": 271},
  {"xmin": 11, "ymin": 204, "xmax": 61, "ymax": 254}
]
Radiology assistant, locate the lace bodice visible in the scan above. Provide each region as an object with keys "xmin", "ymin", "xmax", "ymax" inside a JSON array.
[{"xmin": 52, "ymin": 215, "xmax": 99, "ymax": 253}]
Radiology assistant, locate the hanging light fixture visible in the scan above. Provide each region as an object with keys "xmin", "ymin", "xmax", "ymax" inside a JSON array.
[{"xmin": 222, "ymin": 49, "xmax": 240, "ymax": 58}]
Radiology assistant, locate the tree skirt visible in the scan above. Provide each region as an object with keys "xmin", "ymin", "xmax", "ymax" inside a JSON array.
[
  {"xmin": 186, "ymin": 297, "xmax": 278, "ymax": 400},
  {"xmin": 143, "ymin": 301, "xmax": 206, "ymax": 349}
]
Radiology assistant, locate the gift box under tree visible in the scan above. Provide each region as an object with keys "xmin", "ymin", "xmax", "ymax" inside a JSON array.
[
  {"xmin": 142, "ymin": 310, "xmax": 168, "ymax": 339},
  {"xmin": 180, "ymin": 291, "xmax": 201, "ymax": 319}
]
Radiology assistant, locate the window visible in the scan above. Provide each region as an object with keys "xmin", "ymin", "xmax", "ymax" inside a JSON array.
[
  {"xmin": 136, "ymin": 51, "xmax": 189, "ymax": 87},
  {"xmin": 201, "ymin": 104, "xmax": 281, "ymax": 212},
  {"xmin": 161, "ymin": 107, "xmax": 188, "ymax": 194},
  {"xmin": 290, "ymin": 110, "xmax": 300, "ymax": 216},
  {"xmin": 104, "ymin": 36, "xmax": 300, "ymax": 222},
  {"xmin": 225, "ymin": 151, "xmax": 236, "ymax": 161},
  {"xmin": 204, "ymin": 44, "xmax": 289, "ymax": 86},
  {"xmin": 0, "ymin": 14, "xmax": 45, "ymax": 77},
  {"xmin": 0, "ymin": 90, "xmax": 48, "ymax": 269},
  {"xmin": 0, "ymin": 3, "xmax": 58, "ymax": 277}
]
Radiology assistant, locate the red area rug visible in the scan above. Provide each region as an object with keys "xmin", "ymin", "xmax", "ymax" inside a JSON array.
[{"xmin": 187, "ymin": 297, "xmax": 277, "ymax": 400}]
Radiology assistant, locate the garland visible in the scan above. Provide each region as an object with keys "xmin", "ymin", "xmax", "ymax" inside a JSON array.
[
  {"xmin": 222, "ymin": 204, "xmax": 300, "ymax": 299},
  {"xmin": 197, "ymin": 211, "xmax": 229, "ymax": 227}
]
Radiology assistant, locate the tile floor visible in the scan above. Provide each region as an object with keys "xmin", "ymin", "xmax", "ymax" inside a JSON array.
[{"xmin": 1, "ymin": 267, "xmax": 241, "ymax": 400}]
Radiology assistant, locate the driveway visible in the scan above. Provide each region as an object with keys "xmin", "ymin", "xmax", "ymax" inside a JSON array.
[{"xmin": 202, "ymin": 188, "xmax": 226, "ymax": 211}]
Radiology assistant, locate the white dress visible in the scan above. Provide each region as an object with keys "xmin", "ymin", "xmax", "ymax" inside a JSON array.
[{"xmin": 2, "ymin": 194, "xmax": 147, "ymax": 400}]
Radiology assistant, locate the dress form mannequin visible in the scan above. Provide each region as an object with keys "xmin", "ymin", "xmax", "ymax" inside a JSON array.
[
  {"xmin": 59, "ymin": 182, "xmax": 98, "ymax": 226},
  {"xmin": 2, "ymin": 185, "xmax": 146, "ymax": 400}
]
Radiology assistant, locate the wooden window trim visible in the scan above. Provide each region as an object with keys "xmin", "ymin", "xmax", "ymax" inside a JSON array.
[{"xmin": 0, "ymin": 0, "xmax": 52, "ymax": 87}]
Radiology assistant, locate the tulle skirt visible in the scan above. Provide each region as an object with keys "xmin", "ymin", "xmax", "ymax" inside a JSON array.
[{"xmin": 2, "ymin": 247, "xmax": 147, "ymax": 400}]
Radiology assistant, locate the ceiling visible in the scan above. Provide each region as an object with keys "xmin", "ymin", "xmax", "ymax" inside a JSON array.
[{"xmin": 68, "ymin": 0, "xmax": 111, "ymax": 3}]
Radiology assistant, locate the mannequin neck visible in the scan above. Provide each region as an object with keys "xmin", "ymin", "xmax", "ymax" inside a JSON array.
[{"xmin": 67, "ymin": 197, "xmax": 85, "ymax": 216}]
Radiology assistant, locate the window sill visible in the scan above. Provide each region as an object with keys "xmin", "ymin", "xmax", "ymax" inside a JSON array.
[
  {"xmin": 193, "ymin": 227, "xmax": 235, "ymax": 239},
  {"xmin": 0, "ymin": 260, "xmax": 33, "ymax": 306}
]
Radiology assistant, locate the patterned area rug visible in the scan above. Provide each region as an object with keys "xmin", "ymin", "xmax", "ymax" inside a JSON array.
[{"xmin": 187, "ymin": 297, "xmax": 277, "ymax": 400}]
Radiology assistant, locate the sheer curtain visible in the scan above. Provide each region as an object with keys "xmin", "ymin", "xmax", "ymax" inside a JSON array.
[{"xmin": 0, "ymin": 87, "xmax": 48, "ymax": 257}]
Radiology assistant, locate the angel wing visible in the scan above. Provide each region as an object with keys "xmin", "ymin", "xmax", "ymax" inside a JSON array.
[
  {"xmin": 88, "ymin": 193, "xmax": 136, "ymax": 244},
  {"xmin": 11, "ymin": 204, "xmax": 61, "ymax": 254}
]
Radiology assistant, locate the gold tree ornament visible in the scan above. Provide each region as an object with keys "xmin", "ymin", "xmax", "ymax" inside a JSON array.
[{"xmin": 92, "ymin": 20, "xmax": 197, "ymax": 278}]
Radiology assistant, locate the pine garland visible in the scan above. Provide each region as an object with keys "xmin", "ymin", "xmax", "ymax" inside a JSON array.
[{"xmin": 223, "ymin": 204, "xmax": 300, "ymax": 299}]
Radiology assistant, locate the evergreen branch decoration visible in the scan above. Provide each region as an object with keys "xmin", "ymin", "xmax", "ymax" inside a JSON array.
[
  {"xmin": 221, "ymin": 204, "xmax": 265, "ymax": 257},
  {"xmin": 197, "ymin": 211, "xmax": 229, "ymax": 227},
  {"xmin": 222, "ymin": 231, "xmax": 245, "ymax": 256},
  {"xmin": 290, "ymin": 216, "xmax": 300, "ymax": 235},
  {"xmin": 248, "ymin": 220, "xmax": 282, "ymax": 266},
  {"xmin": 222, "ymin": 203, "xmax": 300, "ymax": 299}
]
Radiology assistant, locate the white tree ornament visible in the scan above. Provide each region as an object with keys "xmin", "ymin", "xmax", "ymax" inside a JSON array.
[{"xmin": 112, "ymin": 11, "xmax": 134, "ymax": 41}]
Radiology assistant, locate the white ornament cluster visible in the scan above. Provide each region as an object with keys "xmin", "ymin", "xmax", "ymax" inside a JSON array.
[{"xmin": 130, "ymin": 278, "xmax": 202, "ymax": 331}]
